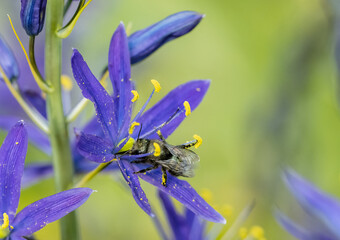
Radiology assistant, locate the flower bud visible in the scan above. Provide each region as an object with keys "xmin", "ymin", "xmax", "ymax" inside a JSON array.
[
  {"xmin": 128, "ymin": 11, "xmax": 204, "ymax": 64},
  {"xmin": 20, "ymin": 0, "xmax": 47, "ymax": 36},
  {"xmin": 0, "ymin": 36, "xmax": 19, "ymax": 82}
]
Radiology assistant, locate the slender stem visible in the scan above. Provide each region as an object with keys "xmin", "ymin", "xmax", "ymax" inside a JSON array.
[
  {"xmin": 66, "ymin": 70, "xmax": 109, "ymax": 123},
  {"xmin": 29, "ymin": 36, "xmax": 45, "ymax": 83},
  {"xmin": 0, "ymin": 65, "xmax": 49, "ymax": 134},
  {"xmin": 7, "ymin": 15, "xmax": 52, "ymax": 93},
  {"xmin": 45, "ymin": 0, "xmax": 78, "ymax": 239},
  {"xmin": 75, "ymin": 161, "xmax": 114, "ymax": 188}
]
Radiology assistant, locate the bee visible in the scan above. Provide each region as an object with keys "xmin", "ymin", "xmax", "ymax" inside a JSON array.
[{"xmin": 125, "ymin": 130, "xmax": 200, "ymax": 187}]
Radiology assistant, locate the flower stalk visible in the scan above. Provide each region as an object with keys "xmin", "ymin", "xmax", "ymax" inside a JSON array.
[{"xmin": 45, "ymin": 0, "xmax": 78, "ymax": 239}]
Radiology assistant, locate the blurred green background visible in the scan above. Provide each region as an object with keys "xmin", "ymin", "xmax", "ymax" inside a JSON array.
[{"xmin": 1, "ymin": 0, "xmax": 339, "ymax": 239}]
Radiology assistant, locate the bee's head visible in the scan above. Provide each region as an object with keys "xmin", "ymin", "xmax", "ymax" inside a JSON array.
[{"xmin": 131, "ymin": 138, "xmax": 150, "ymax": 154}]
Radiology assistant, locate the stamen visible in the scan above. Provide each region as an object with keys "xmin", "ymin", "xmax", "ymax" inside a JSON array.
[
  {"xmin": 193, "ymin": 134, "xmax": 202, "ymax": 149},
  {"xmin": 61, "ymin": 75, "xmax": 73, "ymax": 91},
  {"xmin": 131, "ymin": 90, "xmax": 139, "ymax": 102},
  {"xmin": 1, "ymin": 213, "xmax": 9, "ymax": 229},
  {"xmin": 129, "ymin": 122, "xmax": 140, "ymax": 135},
  {"xmin": 151, "ymin": 79, "xmax": 161, "ymax": 92},
  {"xmin": 153, "ymin": 142, "xmax": 161, "ymax": 156},
  {"xmin": 183, "ymin": 101, "xmax": 191, "ymax": 116},
  {"xmin": 117, "ymin": 138, "xmax": 135, "ymax": 153},
  {"xmin": 238, "ymin": 227, "xmax": 248, "ymax": 239}
]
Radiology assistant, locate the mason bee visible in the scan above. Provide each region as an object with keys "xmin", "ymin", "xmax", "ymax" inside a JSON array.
[{"xmin": 125, "ymin": 130, "xmax": 200, "ymax": 187}]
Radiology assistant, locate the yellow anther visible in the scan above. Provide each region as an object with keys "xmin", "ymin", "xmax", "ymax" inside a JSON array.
[
  {"xmin": 221, "ymin": 204, "xmax": 234, "ymax": 218},
  {"xmin": 193, "ymin": 134, "xmax": 202, "ymax": 149},
  {"xmin": 153, "ymin": 142, "xmax": 161, "ymax": 157},
  {"xmin": 117, "ymin": 138, "xmax": 135, "ymax": 153},
  {"xmin": 200, "ymin": 189, "xmax": 213, "ymax": 203},
  {"xmin": 15, "ymin": 142, "xmax": 19, "ymax": 145},
  {"xmin": 126, "ymin": 22, "xmax": 133, "ymax": 36},
  {"xmin": 131, "ymin": 90, "xmax": 139, "ymax": 102},
  {"xmin": 61, "ymin": 75, "xmax": 73, "ymax": 91},
  {"xmin": 183, "ymin": 101, "xmax": 191, "ymax": 116},
  {"xmin": 1, "ymin": 213, "xmax": 9, "ymax": 229},
  {"xmin": 151, "ymin": 79, "xmax": 161, "ymax": 92},
  {"xmin": 250, "ymin": 226, "xmax": 265, "ymax": 239},
  {"xmin": 129, "ymin": 122, "xmax": 140, "ymax": 135},
  {"xmin": 238, "ymin": 227, "xmax": 248, "ymax": 239}
]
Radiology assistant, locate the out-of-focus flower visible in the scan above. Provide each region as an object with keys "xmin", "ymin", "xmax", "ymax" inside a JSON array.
[
  {"xmin": 72, "ymin": 23, "xmax": 225, "ymax": 223},
  {"xmin": 129, "ymin": 11, "xmax": 204, "ymax": 64},
  {"xmin": 20, "ymin": 0, "xmax": 47, "ymax": 36},
  {"xmin": 0, "ymin": 36, "xmax": 19, "ymax": 82},
  {"xmin": 0, "ymin": 121, "xmax": 93, "ymax": 239},
  {"xmin": 276, "ymin": 169, "xmax": 340, "ymax": 240}
]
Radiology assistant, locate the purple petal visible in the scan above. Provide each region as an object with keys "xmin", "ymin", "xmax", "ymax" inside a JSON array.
[
  {"xmin": 284, "ymin": 169, "xmax": 340, "ymax": 237},
  {"xmin": 71, "ymin": 49, "xmax": 118, "ymax": 143},
  {"xmin": 129, "ymin": 11, "xmax": 204, "ymax": 64},
  {"xmin": 158, "ymin": 190, "xmax": 190, "ymax": 240},
  {"xmin": 136, "ymin": 80, "xmax": 210, "ymax": 139},
  {"xmin": 22, "ymin": 90, "xmax": 47, "ymax": 118},
  {"xmin": 0, "ymin": 121, "xmax": 27, "ymax": 222},
  {"xmin": 76, "ymin": 131, "xmax": 115, "ymax": 163},
  {"xmin": 11, "ymin": 188, "xmax": 93, "ymax": 237},
  {"xmin": 20, "ymin": 0, "xmax": 47, "ymax": 36},
  {"xmin": 0, "ymin": 116, "xmax": 50, "ymax": 154},
  {"xmin": 275, "ymin": 210, "xmax": 326, "ymax": 240},
  {"xmin": 108, "ymin": 23, "xmax": 133, "ymax": 139},
  {"xmin": 0, "ymin": 35, "xmax": 19, "ymax": 82},
  {"xmin": 139, "ymin": 167, "xmax": 225, "ymax": 223},
  {"xmin": 117, "ymin": 159, "xmax": 153, "ymax": 216},
  {"xmin": 21, "ymin": 163, "xmax": 53, "ymax": 189}
]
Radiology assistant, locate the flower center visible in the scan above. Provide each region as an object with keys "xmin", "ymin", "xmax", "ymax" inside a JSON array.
[{"xmin": 0, "ymin": 213, "xmax": 11, "ymax": 238}]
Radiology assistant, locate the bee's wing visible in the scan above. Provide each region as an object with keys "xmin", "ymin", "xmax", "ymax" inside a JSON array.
[{"xmin": 166, "ymin": 145, "xmax": 200, "ymax": 177}]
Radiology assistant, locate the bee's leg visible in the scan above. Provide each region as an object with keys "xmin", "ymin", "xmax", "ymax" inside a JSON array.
[
  {"xmin": 156, "ymin": 130, "xmax": 167, "ymax": 142},
  {"xmin": 133, "ymin": 165, "xmax": 158, "ymax": 174},
  {"xmin": 161, "ymin": 167, "xmax": 168, "ymax": 187},
  {"xmin": 179, "ymin": 141, "xmax": 197, "ymax": 149},
  {"xmin": 131, "ymin": 159, "xmax": 148, "ymax": 164}
]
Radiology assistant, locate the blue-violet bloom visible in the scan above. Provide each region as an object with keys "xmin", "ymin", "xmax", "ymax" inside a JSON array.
[
  {"xmin": 71, "ymin": 23, "xmax": 225, "ymax": 224},
  {"xmin": 0, "ymin": 11, "xmax": 204, "ymax": 187},
  {"xmin": 0, "ymin": 121, "xmax": 93, "ymax": 239},
  {"xmin": 129, "ymin": 11, "xmax": 204, "ymax": 64},
  {"xmin": 276, "ymin": 169, "xmax": 340, "ymax": 240},
  {"xmin": 20, "ymin": 0, "xmax": 47, "ymax": 36},
  {"xmin": 0, "ymin": 36, "xmax": 19, "ymax": 82}
]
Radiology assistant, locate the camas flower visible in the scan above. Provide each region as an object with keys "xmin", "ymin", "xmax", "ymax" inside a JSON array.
[
  {"xmin": 71, "ymin": 23, "xmax": 225, "ymax": 223},
  {"xmin": 0, "ymin": 11, "xmax": 205, "ymax": 186},
  {"xmin": 0, "ymin": 121, "xmax": 93, "ymax": 240},
  {"xmin": 0, "ymin": 36, "xmax": 19, "ymax": 83},
  {"xmin": 20, "ymin": 0, "xmax": 47, "ymax": 36},
  {"xmin": 276, "ymin": 169, "xmax": 340, "ymax": 240}
]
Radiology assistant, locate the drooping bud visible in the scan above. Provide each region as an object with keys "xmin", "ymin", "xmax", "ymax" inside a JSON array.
[
  {"xmin": 128, "ymin": 11, "xmax": 204, "ymax": 64},
  {"xmin": 20, "ymin": 0, "xmax": 47, "ymax": 36},
  {"xmin": 0, "ymin": 36, "xmax": 19, "ymax": 82}
]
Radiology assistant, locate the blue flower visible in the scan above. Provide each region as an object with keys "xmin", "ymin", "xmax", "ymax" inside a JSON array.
[
  {"xmin": 0, "ymin": 11, "xmax": 205, "ymax": 187},
  {"xmin": 276, "ymin": 169, "xmax": 340, "ymax": 240},
  {"xmin": 71, "ymin": 23, "xmax": 225, "ymax": 224},
  {"xmin": 129, "ymin": 11, "xmax": 204, "ymax": 64},
  {"xmin": 0, "ymin": 36, "xmax": 19, "ymax": 83},
  {"xmin": 158, "ymin": 190, "xmax": 207, "ymax": 240},
  {"xmin": 20, "ymin": 0, "xmax": 47, "ymax": 36},
  {"xmin": 0, "ymin": 121, "xmax": 93, "ymax": 239}
]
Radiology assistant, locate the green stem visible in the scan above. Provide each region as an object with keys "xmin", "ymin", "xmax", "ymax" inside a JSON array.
[
  {"xmin": 45, "ymin": 0, "xmax": 78, "ymax": 239},
  {"xmin": 29, "ymin": 36, "xmax": 45, "ymax": 83},
  {"xmin": 75, "ymin": 161, "xmax": 113, "ymax": 188}
]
